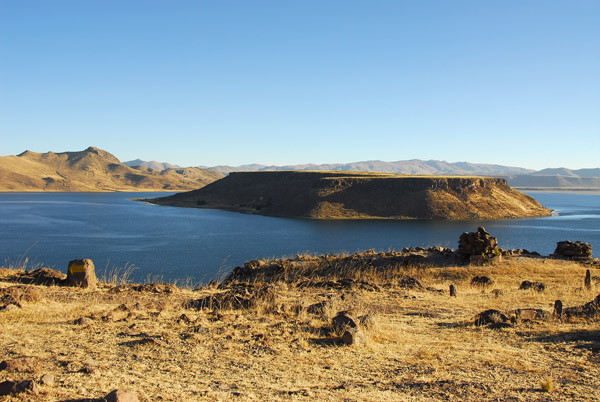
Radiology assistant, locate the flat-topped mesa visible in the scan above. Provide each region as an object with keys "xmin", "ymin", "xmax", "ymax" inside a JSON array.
[{"xmin": 148, "ymin": 171, "xmax": 552, "ymax": 220}]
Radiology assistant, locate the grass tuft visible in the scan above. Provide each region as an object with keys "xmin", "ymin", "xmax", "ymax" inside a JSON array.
[{"xmin": 540, "ymin": 376, "xmax": 554, "ymax": 393}]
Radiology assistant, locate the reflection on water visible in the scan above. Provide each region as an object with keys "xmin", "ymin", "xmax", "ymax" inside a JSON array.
[{"xmin": 0, "ymin": 191, "xmax": 598, "ymax": 283}]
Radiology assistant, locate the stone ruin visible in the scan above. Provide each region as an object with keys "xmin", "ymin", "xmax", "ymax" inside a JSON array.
[
  {"xmin": 552, "ymin": 241, "xmax": 593, "ymax": 260},
  {"xmin": 458, "ymin": 227, "xmax": 499, "ymax": 258}
]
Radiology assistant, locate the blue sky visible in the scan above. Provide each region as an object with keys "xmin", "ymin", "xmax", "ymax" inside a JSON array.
[{"xmin": 1, "ymin": 1, "xmax": 598, "ymax": 169}]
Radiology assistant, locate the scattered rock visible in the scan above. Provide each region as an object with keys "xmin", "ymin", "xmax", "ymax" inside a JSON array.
[
  {"xmin": 398, "ymin": 276, "xmax": 423, "ymax": 289},
  {"xmin": 119, "ymin": 337, "xmax": 167, "ymax": 348},
  {"xmin": 185, "ymin": 284, "xmax": 276, "ymax": 311},
  {"xmin": 177, "ymin": 314, "xmax": 193, "ymax": 323},
  {"xmin": 17, "ymin": 268, "xmax": 66, "ymax": 285},
  {"xmin": 553, "ymin": 241, "xmax": 593, "ymax": 259},
  {"xmin": 103, "ymin": 389, "xmax": 139, "ymax": 402},
  {"xmin": 519, "ymin": 280, "xmax": 546, "ymax": 292},
  {"xmin": 66, "ymin": 259, "xmax": 97, "ymax": 289},
  {"xmin": 74, "ymin": 317, "xmax": 94, "ymax": 326},
  {"xmin": 0, "ymin": 285, "xmax": 42, "ymax": 303},
  {"xmin": 0, "ymin": 379, "xmax": 38, "ymax": 396},
  {"xmin": 474, "ymin": 309, "xmax": 509, "ymax": 327},
  {"xmin": 0, "ymin": 380, "xmax": 18, "ymax": 396},
  {"xmin": 585, "ymin": 269, "xmax": 592, "ymax": 290},
  {"xmin": 297, "ymin": 279, "xmax": 380, "ymax": 291},
  {"xmin": 511, "ymin": 308, "xmax": 550, "ymax": 322},
  {"xmin": 332, "ymin": 311, "xmax": 357, "ymax": 333},
  {"xmin": 491, "ymin": 289, "xmax": 504, "ymax": 298},
  {"xmin": 342, "ymin": 328, "xmax": 367, "ymax": 346},
  {"xmin": 81, "ymin": 357, "xmax": 98, "ymax": 374},
  {"xmin": 553, "ymin": 300, "xmax": 563, "ymax": 319},
  {"xmin": 458, "ymin": 227, "xmax": 499, "ymax": 258},
  {"xmin": 471, "ymin": 276, "xmax": 495, "ymax": 288},
  {"xmin": 358, "ymin": 313, "xmax": 377, "ymax": 330},
  {"xmin": 0, "ymin": 357, "xmax": 35, "ymax": 372},
  {"xmin": 0, "ymin": 303, "xmax": 20, "ymax": 312},
  {"xmin": 39, "ymin": 373, "xmax": 55, "ymax": 386},
  {"xmin": 307, "ymin": 300, "xmax": 333, "ymax": 315},
  {"xmin": 563, "ymin": 294, "xmax": 600, "ymax": 318},
  {"xmin": 110, "ymin": 283, "xmax": 177, "ymax": 294},
  {"xmin": 487, "ymin": 322, "xmax": 513, "ymax": 329}
]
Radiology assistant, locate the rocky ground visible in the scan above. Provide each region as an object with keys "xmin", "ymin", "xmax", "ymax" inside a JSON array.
[{"xmin": 1, "ymin": 247, "xmax": 600, "ymax": 401}]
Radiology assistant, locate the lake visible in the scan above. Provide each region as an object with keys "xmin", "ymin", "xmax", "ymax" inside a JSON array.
[{"xmin": 0, "ymin": 191, "xmax": 598, "ymax": 284}]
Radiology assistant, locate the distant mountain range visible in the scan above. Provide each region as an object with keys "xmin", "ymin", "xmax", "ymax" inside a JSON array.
[
  {"xmin": 125, "ymin": 158, "xmax": 600, "ymax": 190},
  {"xmin": 0, "ymin": 147, "xmax": 223, "ymax": 192},
  {"xmin": 124, "ymin": 159, "xmax": 181, "ymax": 171}
]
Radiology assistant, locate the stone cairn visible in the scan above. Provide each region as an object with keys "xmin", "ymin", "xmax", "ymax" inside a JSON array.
[{"xmin": 457, "ymin": 227, "xmax": 500, "ymax": 264}]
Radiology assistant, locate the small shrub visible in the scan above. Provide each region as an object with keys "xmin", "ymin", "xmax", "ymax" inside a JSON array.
[{"xmin": 540, "ymin": 376, "xmax": 554, "ymax": 393}]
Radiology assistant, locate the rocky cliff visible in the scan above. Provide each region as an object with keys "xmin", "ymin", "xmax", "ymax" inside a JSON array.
[
  {"xmin": 148, "ymin": 171, "xmax": 552, "ymax": 219},
  {"xmin": 0, "ymin": 147, "xmax": 223, "ymax": 192}
]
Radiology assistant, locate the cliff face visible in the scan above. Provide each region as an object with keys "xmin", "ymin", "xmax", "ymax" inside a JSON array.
[
  {"xmin": 148, "ymin": 171, "xmax": 552, "ymax": 220},
  {"xmin": 0, "ymin": 147, "xmax": 223, "ymax": 192}
]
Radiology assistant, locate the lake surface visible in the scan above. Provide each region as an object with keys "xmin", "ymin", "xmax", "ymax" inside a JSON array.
[{"xmin": 0, "ymin": 191, "xmax": 598, "ymax": 283}]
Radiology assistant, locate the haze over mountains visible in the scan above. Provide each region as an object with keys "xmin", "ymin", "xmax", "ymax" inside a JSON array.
[{"xmin": 126, "ymin": 158, "xmax": 600, "ymax": 190}]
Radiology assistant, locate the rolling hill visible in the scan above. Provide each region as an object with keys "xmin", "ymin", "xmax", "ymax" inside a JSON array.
[{"xmin": 0, "ymin": 147, "xmax": 223, "ymax": 192}]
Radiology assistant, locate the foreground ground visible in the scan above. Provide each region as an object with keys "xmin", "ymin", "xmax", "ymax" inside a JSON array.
[{"xmin": 1, "ymin": 257, "xmax": 599, "ymax": 401}]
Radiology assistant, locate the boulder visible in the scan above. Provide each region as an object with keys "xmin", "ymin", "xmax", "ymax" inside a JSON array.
[
  {"xmin": 66, "ymin": 259, "xmax": 97, "ymax": 289},
  {"xmin": 471, "ymin": 276, "xmax": 495, "ymax": 288},
  {"xmin": 519, "ymin": 280, "xmax": 546, "ymax": 292},
  {"xmin": 564, "ymin": 294, "xmax": 600, "ymax": 318},
  {"xmin": 342, "ymin": 328, "xmax": 367, "ymax": 346},
  {"xmin": 458, "ymin": 227, "xmax": 499, "ymax": 257},
  {"xmin": 511, "ymin": 308, "xmax": 550, "ymax": 322},
  {"xmin": 474, "ymin": 309, "xmax": 509, "ymax": 326},
  {"xmin": 331, "ymin": 311, "xmax": 357, "ymax": 333},
  {"xmin": 553, "ymin": 300, "xmax": 563, "ymax": 318},
  {"xmin": 0, "ymin": 357, "xmax": 35, "ymax": 372},
  {"xmin": 553, "ymin": 241, "xmax": 593, "ymax": 259},
  {"xmin": 103, "ymin": 389, "xmax": 139, "ymax": 402},
  {"xmin": 39, "ymin": 373, "xmax": 55, "ymax": 386},
  {"xmin": 0, "ymin": 285, "xmax": 43, "ymax": 302},
  {"xmin": 585, "ymin": 269, "xmax": 592, "ymax": 290},
  {"xmin": 18, "ymin": 268, "xmax": 66, "ymax": 285},
  {"xmin": 0, "ymin": 379, "xmax": 38, "ymax": 396},
  {"xmin": 0, "ymin": 380, "xmax": 17, "ymax": 396},
  {"xmin": 358, "ymin": 313, "xmax": 377, "ymax": 330}
]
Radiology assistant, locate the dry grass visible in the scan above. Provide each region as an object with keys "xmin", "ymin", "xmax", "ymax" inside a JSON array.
[{"xmin": 1, "ymin": 257, "xmax": 599, "ymax": 401}]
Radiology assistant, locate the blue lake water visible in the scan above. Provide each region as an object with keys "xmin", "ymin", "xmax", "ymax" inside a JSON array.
[{"xmin": 0, "ymin": 191, "xmax": 598, "ymax": 283}]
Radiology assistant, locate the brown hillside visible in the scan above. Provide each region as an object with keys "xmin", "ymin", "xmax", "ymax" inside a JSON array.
[
  {"xmin": 0, "ymin": 147, "xmax": 223, "ymax": 192},
  {"xmin": 148, "ymin": 171, "xmax": 552, "ymax": 219}
]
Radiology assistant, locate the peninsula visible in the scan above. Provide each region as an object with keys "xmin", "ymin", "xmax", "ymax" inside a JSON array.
[{"xmin": 147, "ymin": 171, "xmax": 552, "ymax": 219}]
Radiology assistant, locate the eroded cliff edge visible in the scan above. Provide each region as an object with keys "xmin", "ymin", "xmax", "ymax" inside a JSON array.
[{"xmin": 146, "ymin": 171, "xmax": 552, "ymax": 220}]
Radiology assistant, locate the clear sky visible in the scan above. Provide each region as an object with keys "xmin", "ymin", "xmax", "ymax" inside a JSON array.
[{"xmin": 1, "ymin": 1, "xmax": 598, "ymax": 169}]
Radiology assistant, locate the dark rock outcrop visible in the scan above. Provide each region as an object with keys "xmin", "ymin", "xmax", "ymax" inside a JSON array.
[{"xmin": 552, "ymin": 241, "xmax": 593, "ymax": 259}]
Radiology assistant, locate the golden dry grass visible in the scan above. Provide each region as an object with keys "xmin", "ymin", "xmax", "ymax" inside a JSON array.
[{"xmin": 1, "ymin": 257, "xmax": 599, "ymax": 401}]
